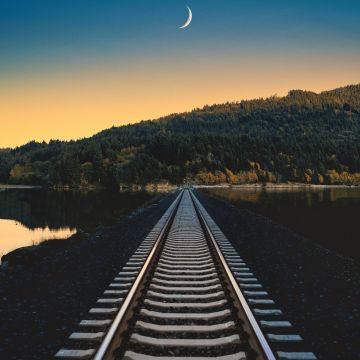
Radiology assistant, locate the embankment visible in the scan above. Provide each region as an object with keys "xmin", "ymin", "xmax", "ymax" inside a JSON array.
[
  {"xmin": 0, "ymin": 193, "xmax": 177, "ymax": 360},
  {"xmin": 195, "ymin": 190, "xmax": 360, "ymax": 360}
]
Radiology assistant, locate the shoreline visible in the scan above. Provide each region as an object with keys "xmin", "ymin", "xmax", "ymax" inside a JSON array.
[
  {"xmin": 0, "ymin": 184, "xmax": 178, "ymax": 192},
  {"xmin": 1, "ymin": 183, "xmax": 359, "ymax": 192},
  {"xmin": 194, "ymin": 183, "xmax": 358, "ymax": 189},
  {"xmin": 0, "ymin": 185, "xmax": 42, "ymax": 190}
]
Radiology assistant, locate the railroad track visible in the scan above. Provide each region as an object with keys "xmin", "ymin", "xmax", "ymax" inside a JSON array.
[{"xmin": 56, "ymin": 189, "xmax": 317, "ymax": 360}]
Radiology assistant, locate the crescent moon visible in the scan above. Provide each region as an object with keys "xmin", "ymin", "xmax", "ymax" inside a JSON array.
[{"xmin": 179, "ymin": 6, "xmax": 192, "ymax": 29}]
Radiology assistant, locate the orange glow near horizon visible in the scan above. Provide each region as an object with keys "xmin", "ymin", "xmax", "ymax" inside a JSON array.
[{"xmin": 1, "ymin": 53, "xmax": 360, "ymax": 148}]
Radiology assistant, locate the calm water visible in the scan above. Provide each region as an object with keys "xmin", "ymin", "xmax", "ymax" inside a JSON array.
[
  {"xmin": 202, "ymin": 187, "xmax": 360, "ymax": 261},
  {"xmin": 0, "ymin": 188, "xmax": 156, "ymax": 257}
]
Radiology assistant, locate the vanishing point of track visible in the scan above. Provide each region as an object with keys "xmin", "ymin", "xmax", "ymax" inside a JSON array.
[{"xmin": 56, "ymin": 189, "xmax": 317, "ymax": 360}]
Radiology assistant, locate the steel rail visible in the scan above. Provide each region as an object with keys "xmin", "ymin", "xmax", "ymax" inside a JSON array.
[
  {"xmin": 189, "ymin": 189, "xmax": 277, "ymax": 360},
  {"xmin": 93, "ymin": 190, "xmax": 184, "ymax": 360}
]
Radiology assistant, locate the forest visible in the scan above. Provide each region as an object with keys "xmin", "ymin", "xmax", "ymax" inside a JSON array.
[{"xmin": 1, "ymin": 84, "xmax": 360, "ymax": 187}]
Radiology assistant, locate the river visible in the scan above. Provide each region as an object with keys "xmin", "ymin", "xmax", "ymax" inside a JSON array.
[
  {"xmin": 0, "ymin": 188, "xmax": 157, "ymax": 257},
  {"xmin": 202, "ymin": 186, "xmax": 360, "ymax": 261}
]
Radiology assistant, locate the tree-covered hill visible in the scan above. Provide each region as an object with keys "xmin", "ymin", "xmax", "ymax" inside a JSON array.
[{"xmin": 1, "ymin": 84, "xmax": 360, "ymax": 187}]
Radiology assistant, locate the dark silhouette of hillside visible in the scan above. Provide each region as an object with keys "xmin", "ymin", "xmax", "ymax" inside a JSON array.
[{"xmin": 1, "ymin": 84, "xmax": 359, "ymax": 186}]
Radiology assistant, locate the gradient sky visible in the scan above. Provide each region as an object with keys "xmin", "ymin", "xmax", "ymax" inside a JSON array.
[{"xmin": 1, "ymin": 0, "xmax": 360, "ymax": 147}]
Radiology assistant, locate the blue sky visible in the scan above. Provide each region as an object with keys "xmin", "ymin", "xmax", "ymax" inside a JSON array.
[
  {"xmin": 0, "ymin": 0, "xmax": 359, "ymax": 147},
  {"xmin": 1, "ymin": 0, "xmax": 359, "ymax": 72}
]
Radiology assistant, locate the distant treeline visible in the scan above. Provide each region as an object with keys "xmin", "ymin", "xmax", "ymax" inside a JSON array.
[{"xmin": 1, "ymin": 84, "xmax": 360, "ymax": 187}]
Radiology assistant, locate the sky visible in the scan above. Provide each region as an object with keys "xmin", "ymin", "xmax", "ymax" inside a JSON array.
[{"xmin": 0, "ymin": 0, "xmax": 359, "ymax": 148}]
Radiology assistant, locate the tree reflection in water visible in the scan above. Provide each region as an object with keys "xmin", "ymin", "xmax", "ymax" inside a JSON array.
[{"xmin": 0, "ymin": 189, "xmax": 156, "ymax": 256}]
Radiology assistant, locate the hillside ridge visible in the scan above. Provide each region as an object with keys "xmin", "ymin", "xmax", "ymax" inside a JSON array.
[{"xmin": 1, "ymin": 83, "xmax": 360, "ymax": 186}]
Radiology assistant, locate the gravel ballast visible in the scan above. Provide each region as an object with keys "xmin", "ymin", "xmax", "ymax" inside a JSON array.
[
  {"xmin": 195, "ymin": 190, "xmax": 360, "ymax": 360},
  {"xmin": 0, "ymin": 193, "xmax": 177, "ymax": 360}
]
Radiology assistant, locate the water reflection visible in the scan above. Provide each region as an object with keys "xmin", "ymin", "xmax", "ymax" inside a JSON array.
[
  {"xmin": 202, "ymin": 187, "xmax": 360, "ymax": 261},
  {"xmin": 0, "ymin": 219, "xmax": 76, "ymax": 256},
  {"xmin": 0, "ymin": 189, "xmax": 156, "ymax": 256}
]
